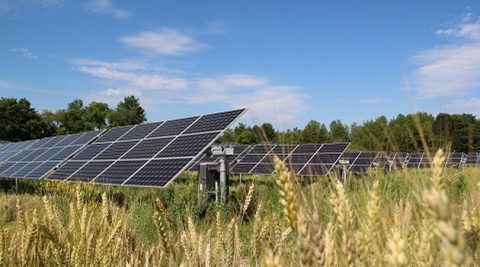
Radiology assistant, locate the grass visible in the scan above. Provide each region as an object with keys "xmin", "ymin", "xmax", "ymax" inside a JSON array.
[{"xmin": 0, "ymin": 151, "xmax": 478, "ymax": 266}]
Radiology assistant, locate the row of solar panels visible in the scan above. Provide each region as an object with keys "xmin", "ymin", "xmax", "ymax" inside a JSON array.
[
  {"xmin": 188, "ymin": 145, "xmax": 480, "ymax": 176},
  {"xmin": 0, "ymin": 109, "xmax": 245, "ymax": 187},
  {"xmin": 188, "ymin": 143, "xmax": 350, "ymax": 176}
]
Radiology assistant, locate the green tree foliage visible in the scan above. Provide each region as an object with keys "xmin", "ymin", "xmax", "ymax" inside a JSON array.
[
  {"xmin": 449, "ymin": 114, "xmax": 479, "ymax": 152},
  {"xmin": 277, "ymin": 127, "xmax": 303, "ymax": 144},
  {"xmin": 40, "ymin": 110, "xmax": 60, "ymax": 136},
  {"xmin": 302, "ymin": 120, "xmax": 328, "ymax": 143},
  {"xmin": 57, "ymin": 99, "xmax": 90, "ymax": 134},
  {"xmin": 0, "ymin": 98, "xmax": 49, "ymax": 141},
  {"xmin": 108, "ymin": 96, "xmax": 146, "ymax": 127},
  {"xmin": 433, "ymin": 113, "xmax": 452, "ymax": 148},
  {"xmin": 253, "ymin": 123, "xmax": 276, "ymax": 142},
  {"xmin": 350, "ymin": 116, "xmax": 388, "ymax": 151},
  {"xmin": 234, "ymin": 123, "xmax": 257, "ymax": 144},
  {"xmin": 85, "ymin": 102, "xmax": 111, "ymax": 130},
  {"xmin": 328, "ymin": 120, "xmax": 349, "ymax": 142}
]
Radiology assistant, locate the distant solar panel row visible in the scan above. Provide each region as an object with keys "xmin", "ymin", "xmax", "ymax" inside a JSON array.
[
  {"xmin": 230, "ymin": 143, "xmax": 349, "ymax": 176},
  {"xmin": 340, "ymin": 152, "xmax": 379, "ymax": 173}
]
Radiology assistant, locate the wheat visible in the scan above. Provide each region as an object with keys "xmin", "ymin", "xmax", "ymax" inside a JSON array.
[
  {"xmin": 273, "ymin": 156, "xmax": 299, "ymax": 231},
  {"xmin": 385, "ymin": 230, "xmax": 407, "ymax": 266}
]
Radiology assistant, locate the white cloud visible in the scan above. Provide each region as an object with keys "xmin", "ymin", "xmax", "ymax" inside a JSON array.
[
  {"xmin": 444, "ymin": 97, "xmax": 480, "ymax": 116},
  {"xmin": 412, "ymin": 17, "xmax": 480, "ymax": 98},
  {"xmin": 99, "ymin": 87, "xmax": 139, "ymax": 97},
  {"xmin": 85, "ymin": 0, "xmax": 129, "ymax": 19},
  {"xmin": 74, "ymin": 58, "xmax": 308, "ymax": 125},
  {"xmin": 73, "ymin": 59, "xmax": 189, "ymax": 90},
  {"xmin": 233, "ymin": 86, "xmax": 307, "ymax": 124},
  {"xmin": 11, "ymin": 47, "xmax": 38, "ymax": 59},
  {"xmin": 120, "ymin": 28, "xmax": 206, "ymax": 55}
]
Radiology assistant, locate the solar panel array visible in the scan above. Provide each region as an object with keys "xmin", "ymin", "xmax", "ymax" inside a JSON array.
[
  {"xmin": 49, "ymin": 109, "xmax": 245, "ymax": 187},
  {"xmin": 230, "ymin": 143, "xmax": 349, "ymax": 176},
  {"xmin": 0, "ymin": 131, "xmax": 102, "ymax": 179}
]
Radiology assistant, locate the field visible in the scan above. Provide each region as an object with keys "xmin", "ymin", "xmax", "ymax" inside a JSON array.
[{"xmin": 0, "ymin": 151, "xmax": 478, "ymax": 266}]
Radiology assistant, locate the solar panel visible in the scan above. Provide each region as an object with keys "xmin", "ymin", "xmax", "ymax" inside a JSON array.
[
  {"xmin": 231, "ymin": 143, "xmax": 349, "ymax": 176},
  {"xmin": 373, "ymin": 151, "xmax": 391, "ymax": 170},
  {"xmin": 232, "ymin": 144, "xmax": 275, "ymax": 174},
  {"xmin": 464, "ymin": 153, "xmax": 479, "ymax": 165},
  {"xmin": 406, "ymin": 152, "xmax": 422, "ymax": 168},
  {"xmin": 389, "ymin": 152, "xmax": 408, "ymax": 169},
  {"xmin": 445, "ymin": 152, "xmax": 463, "ymax": 167},
  {"xmin": 343, "ymin": 152, "xmax": 379, "ymax": 173},
  {"xmin": 0, "ymin": 140, "xmax": 36, "ymax": 164},
  {"xmin": 297, "ymin": 143, "xmax": 349, "ymax": 176},
  {"xmin": 49, "ymin": 108, "xmax": 245, "ymax": 187},
  {"xmin": 0, "ymin": 131, "xmax": 102, "ymax": 179}
]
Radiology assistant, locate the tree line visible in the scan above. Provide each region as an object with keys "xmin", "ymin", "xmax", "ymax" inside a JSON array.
[
  {"xmin": 0, "ymin": 96, "xmax": 146, "ymax": 141},
  {"xmin": 219, "ymin": 113, "xmax": 480, "ymax": 152},
  {"xmin": 1, "ymin": 96, "xmax": 479, "ymax": 152}
]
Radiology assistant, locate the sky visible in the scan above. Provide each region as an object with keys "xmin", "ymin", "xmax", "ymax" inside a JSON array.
[{"xmin": 1, "ymin": 0, "xmax": 480, "ymax": 129}]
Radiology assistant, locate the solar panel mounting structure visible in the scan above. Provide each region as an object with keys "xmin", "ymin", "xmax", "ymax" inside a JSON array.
[
  {"xmin": 49, "ymin": 109, "xmax": 246, "ymax": 188},
  {"xmin": 187, "ymin": 144, "xmax": 252, "ymax": 171}
]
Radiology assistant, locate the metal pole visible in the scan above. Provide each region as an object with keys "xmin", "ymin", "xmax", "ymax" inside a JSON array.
[
  {"xmin": 215, "ymin": 180, "xmax": 219, "ymax": 203},
  {"xmin": 342, "ymin": 164, "xmax": 347, "ymax": 183},
  {"xmin": 219, "ymin": 156, "xmax": 227, "ymax": 203}
]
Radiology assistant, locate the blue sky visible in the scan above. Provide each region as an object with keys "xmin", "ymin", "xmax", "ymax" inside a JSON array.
[{"xmin": 1, "ymin": 0, "xmax": 480, "ymax": 129}]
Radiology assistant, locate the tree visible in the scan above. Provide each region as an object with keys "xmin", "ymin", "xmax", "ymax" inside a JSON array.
[
  {"xmin": 56, "ymin": 99, "xmax": 91, "ymax": 134},
  {"xmin": 302, "ymin": 120, "xmax": 328, "ymax": 143},
  {"xmin": 85, "ymin": 102, "xmax": 111, "ymax": 130},
  {"xmin": 234, "ymin": 123, "xmax": 257, "ymax": 144},
  {"xmin": 258, "ymin": 123, "xmax": 276, "ymax": 142},
  {"xmin": 328, "ymin": 120, "xmax": 349, "ymax": 142},
  {"xmin": 40, "ymin": 110, "xmax": 60, "ymax": 136},
  {"xmin": 450, "ymin": 114, "xmax": 479, "ymax": 152},
  {"xmin": 109, "ymin": 96, "xmax": 146, "ymax": 127},
  {"xmin": 217, "ymin": 128, "xmax": 235, "ymax": 143},
  {"xmin": 350, "ymin": 116, "xmax": 387, "ymax": 151},
  {"xmin": 433, "ymin": 113, "xmax": 452, "ymax": 149},
  {"xmin": 0, "ymin": 97, "xmax": 49, "ymax": 141}
]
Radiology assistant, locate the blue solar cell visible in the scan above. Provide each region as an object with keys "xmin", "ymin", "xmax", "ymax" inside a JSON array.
[
  {"xmin": 147, "ymin": 117, "xmax": 198, "ymax": 138},
  {"xmin": 124, "ymin": 158, "xmax": 191, "ymax": 187}
]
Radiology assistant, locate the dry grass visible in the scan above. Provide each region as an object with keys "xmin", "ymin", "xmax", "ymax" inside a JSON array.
[{"xmin": 0, "ymin": 151, "xmax": 478, "ymax": 266}]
